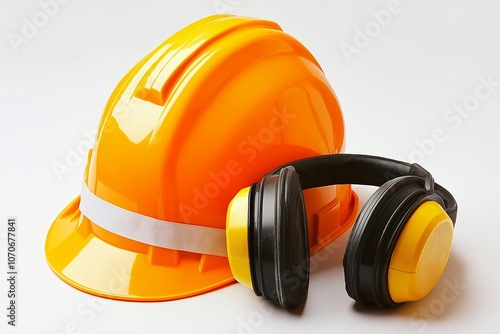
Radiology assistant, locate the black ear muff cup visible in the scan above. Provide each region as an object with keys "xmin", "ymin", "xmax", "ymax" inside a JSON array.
[
  {"xmin": 343, "ymin": 176, "xmax": 444, "ymax": 307},
  {"xmin": 248, "ymin": 166, "xmax": 309, "ymax": 309}
]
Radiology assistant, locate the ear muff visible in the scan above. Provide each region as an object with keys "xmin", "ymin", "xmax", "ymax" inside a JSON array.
[
  {"xmin": 343, "ymin": 176, "xmax": 453, "ymax": 307},
  {"xmin": 226, "ymin": 166, "xmax": 309, "ymax": 309},
  {"xmin": 227, "ymin": 154, "xmax": 458, "ymax": 309}
]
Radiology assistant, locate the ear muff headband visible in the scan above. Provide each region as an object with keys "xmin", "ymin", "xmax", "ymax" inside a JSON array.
[{"xmin": 271, "ymin": 154, "xmax": 457, "ymax": 223}]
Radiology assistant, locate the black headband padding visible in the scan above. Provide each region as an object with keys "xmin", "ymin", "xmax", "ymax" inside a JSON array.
[
  {"xmin": 274, "ymin": 154, "xmax": 411, "ymax": 188},
  {"xmin": 271, "ymin": 154, "xmax": 458, "ymax": 223}
]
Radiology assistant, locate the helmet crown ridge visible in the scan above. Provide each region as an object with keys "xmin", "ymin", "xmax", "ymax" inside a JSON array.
[{"xmin": 86, "ymin": 15, "xmax": 345, "ymax": 231}]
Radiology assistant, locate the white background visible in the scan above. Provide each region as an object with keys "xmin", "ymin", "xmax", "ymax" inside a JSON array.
[{"xmin": 1, "ymin": 0, "xmax": 499, "ymax": 333}]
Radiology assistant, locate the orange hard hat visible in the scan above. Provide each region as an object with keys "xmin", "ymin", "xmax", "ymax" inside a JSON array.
[{"xmin": 45, "ymin": 14, "xmax": 358, "ymax": 301}]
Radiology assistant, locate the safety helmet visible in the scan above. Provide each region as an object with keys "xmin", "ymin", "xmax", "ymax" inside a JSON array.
[{"xmin": 45, "ymin": 14, "xmax": 358, "ymax": 301}]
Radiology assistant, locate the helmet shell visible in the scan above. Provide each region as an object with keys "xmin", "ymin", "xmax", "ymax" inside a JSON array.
[{"xmin": 45, "ymin": 15, "xmax": 358, "ymax": 301}]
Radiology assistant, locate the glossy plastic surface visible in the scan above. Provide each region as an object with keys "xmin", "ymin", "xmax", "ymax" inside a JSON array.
[
  {"xmin": 226, "ymin": 187, "xmax": 252, "ymax": 289},
  {"xmin": 388, "ymin": 201, "xmax": 454, "ymax": 303},
  {"xmin": 45, "ymin": 14, "xmax": 357, "ymax": 301}
]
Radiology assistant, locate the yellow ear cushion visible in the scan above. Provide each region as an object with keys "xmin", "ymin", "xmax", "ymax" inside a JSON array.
[
  {"xmin": 388, "ymin": 201, "xmax": 454, "ymax": 303},
  {"xmin": 226, "ymin": 187, "xmax": 253, "ymax": 290}
]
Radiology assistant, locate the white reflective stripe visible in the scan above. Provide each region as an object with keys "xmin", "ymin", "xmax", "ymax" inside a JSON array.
[{"xmin": 79, "ymin": 182, "xmax": 227, "ymax": 257}]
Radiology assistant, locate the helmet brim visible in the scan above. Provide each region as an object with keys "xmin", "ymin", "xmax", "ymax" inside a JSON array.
[{"xmin": 45, "ymin": 196, "xmax": 235, "ymax": 301}]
